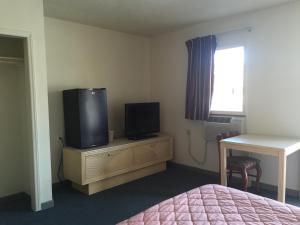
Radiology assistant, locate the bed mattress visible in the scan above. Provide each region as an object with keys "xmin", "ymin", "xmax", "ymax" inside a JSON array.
[{"xmin": 117, "ymin": 184, "xmax": 300, "ymax": 225}]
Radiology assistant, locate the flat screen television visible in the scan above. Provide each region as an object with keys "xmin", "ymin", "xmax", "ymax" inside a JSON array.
[{"xmin": 125, "ymin": 102, "xmax": 160, "ymax": 140}]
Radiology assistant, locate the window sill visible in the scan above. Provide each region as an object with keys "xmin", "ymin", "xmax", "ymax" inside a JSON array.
[{"xmin": 210, "ymin": 112, "xmax": 246, "ymax": 117}]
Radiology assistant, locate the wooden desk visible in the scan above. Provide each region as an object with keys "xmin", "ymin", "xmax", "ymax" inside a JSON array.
[{"xmin": 220, "ymin": 134, "xmax": 300, "ymax": 202}]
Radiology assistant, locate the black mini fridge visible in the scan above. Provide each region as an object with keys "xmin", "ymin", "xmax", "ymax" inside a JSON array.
[{"xmin": 63, "ymin": 88, "xmax": 108, "ymax": 149}]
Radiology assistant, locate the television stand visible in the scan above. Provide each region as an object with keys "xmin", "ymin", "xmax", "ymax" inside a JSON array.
[
  {"xmin": 63, "ymin": 134, "xmax": 173, "ymax": 195},
  {"xmin": 128, "ymin": 134, "xmax": 158, "ymax": 140}
]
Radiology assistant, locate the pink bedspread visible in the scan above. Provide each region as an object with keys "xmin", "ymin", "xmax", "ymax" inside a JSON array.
[{"xmin": 117, "ymin": 184, "xmax": 300, "ymax": 225}]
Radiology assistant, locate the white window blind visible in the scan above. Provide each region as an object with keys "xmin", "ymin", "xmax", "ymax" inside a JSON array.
[{"xmin": 210, "ymin": 46, "xmax": 245, "ymax": 114}]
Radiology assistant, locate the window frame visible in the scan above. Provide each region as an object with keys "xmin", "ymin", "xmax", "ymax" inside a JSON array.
[{"xmin": 210, "ymin": 44, "xmax": 247, "ymax": 117}]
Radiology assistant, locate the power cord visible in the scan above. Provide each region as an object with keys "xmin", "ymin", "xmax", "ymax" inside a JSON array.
[
  {"xmin": 57, "ymin": 137, "xmax": 65, "ymax": 183},
  {"xmin": 187, "ymin": 130, "xmax": 209, "ymax": 165}
]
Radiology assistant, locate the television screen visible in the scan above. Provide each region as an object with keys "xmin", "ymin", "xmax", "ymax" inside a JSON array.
[{"xmin": 125, "ymin": 102, "xmax": 160, "ymax": 138}]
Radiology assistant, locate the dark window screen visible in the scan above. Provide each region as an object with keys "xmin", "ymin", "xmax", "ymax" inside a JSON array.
[{"xmin": 125, "ymin": 102, "xmax": 160, "ymax": 137}]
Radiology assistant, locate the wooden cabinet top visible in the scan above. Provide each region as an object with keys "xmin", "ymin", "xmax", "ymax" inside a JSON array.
[{"xmin": 64, "ymin": 133, "xmax": 172, "ymax": 156}]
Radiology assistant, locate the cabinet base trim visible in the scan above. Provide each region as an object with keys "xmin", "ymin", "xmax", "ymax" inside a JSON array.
[{"xmin": 72, "ymin": 162, "xmax": 166, "ymax": 195}]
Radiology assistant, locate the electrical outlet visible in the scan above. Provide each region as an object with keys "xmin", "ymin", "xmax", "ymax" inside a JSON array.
[{"xmin": 58, "ymin": 137, "xmax": 65, "ymax": 147}]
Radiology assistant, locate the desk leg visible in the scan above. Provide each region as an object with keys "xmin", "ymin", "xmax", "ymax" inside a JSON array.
[
  {"xmin": 220, "ymin": 143, "xmax": 227, "ymax": 186},
  {"xmin": 278, "ymin": 152, "xmax": 286, "ymax": 202}
]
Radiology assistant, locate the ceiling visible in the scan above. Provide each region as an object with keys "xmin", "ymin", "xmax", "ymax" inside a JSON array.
[{"xmin": 44, "ymin": 0, "xmax": 294, "ymax": 36}]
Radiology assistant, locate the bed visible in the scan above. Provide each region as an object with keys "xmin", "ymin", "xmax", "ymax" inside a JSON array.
[{"xmin": 117, "ymin": 184, "xmax": 300, "ymax": 225}]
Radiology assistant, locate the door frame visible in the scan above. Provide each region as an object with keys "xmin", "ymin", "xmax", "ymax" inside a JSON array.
[{"xmin": 0, "ymin": 28, "xmax": 40, "ymax": 211}]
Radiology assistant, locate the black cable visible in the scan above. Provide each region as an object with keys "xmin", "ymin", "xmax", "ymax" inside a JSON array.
[{"xmin": 57, "ymin": 137, "xmax": 65, "ymax": 183}]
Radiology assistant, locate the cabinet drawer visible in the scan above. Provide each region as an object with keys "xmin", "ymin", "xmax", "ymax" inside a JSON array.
[
  {"xmin": 133, "ymin": 140, "xmax": 171, "ymax": 165},
  {"xmin": 84, "ymin": 148, "xmax": 133, "ymax": 182}
]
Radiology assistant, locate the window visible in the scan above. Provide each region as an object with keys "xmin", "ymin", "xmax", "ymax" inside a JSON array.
[{"xmin": 210, "ymin": 46, "xmax": 245, "ymax": 115}]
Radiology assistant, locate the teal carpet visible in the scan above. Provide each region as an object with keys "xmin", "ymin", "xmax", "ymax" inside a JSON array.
[{"xmin": 0, "ymin": 165, "xmax": 299, "ymax": 225}]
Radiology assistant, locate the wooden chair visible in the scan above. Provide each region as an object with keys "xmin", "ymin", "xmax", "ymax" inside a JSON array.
[{"xmin": 216, "ymin": 131, "xmax": 262, "ymax": 192}]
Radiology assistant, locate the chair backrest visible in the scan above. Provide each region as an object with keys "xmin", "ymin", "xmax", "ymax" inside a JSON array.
[
  {"xmin": 216, "ymin": 131, "xmax": 240, "ymax": 180},
  {"xmin": 216, "ymin": 131, "xmax": 240, "ymax": 157}
]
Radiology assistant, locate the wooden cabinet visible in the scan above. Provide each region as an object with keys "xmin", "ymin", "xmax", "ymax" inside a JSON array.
[
  {"xmin": 84, "ymin": 148, "xmax": 133, "ymax": 183},
  {"xmin": 133, "ymin": 140, "xmax": 169, "ymax": 165},
  {"xmin": 63, "ymin": 134, "xmax": 173, "ymax": 195}
]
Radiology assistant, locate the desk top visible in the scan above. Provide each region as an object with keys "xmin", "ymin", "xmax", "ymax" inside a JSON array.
[{"xmin": 221, "ymin": 134, "xmax": 300, "ymax": 155}]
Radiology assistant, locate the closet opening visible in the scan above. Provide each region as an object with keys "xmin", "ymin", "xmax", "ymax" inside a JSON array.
[{"xmin": 0, "ymin": 34, "xmax": 37, "ymax": 211}]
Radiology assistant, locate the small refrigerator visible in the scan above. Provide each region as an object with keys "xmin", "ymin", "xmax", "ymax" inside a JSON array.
[{"xmin": 63, "ymin": 88, "xmax": 108, "ymax": 149}]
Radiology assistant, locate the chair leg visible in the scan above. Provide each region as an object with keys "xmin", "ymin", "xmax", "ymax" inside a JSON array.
[
  {"xmin": 241, "ymin": 168, "xmax": 248, "ymax": 192},
  {"xmin": 255, "ymin": 164, "xmax": 262, "ymax": 193},
  {"xmin": 228, "ymin": 169, "xmax": 232, "ymax": 187}
]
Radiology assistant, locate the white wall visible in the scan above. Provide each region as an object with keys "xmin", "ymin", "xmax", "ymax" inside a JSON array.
[
  {"xmin": 44, "ymin": 17, "xmax": 151, "ymax": 183},
  {"xmin": 0, "ymin": 0, "xmax": 53, "ymax": 211},
  {"xmin": 150, "ymin": 1, "xmax": 300, "ymax": 190}
]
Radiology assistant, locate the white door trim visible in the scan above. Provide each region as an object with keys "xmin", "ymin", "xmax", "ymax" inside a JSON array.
[{"xmin": 0, "ymin": 28, "xmax": 40, "ymax": 211}]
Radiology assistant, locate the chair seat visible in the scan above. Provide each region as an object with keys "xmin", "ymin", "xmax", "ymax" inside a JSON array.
[
  {"xmin": 217, "ymin": 131, "xmax": 262, "ymax": 192},
  {"xmin": 228, "ymin": 156, "xmax": 260, "ymax": 170}
]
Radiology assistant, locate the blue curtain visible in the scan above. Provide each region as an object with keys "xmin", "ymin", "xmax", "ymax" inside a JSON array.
[{"xmin": 185, "ymin": 35, "xmax": 217, "ymax": 120}]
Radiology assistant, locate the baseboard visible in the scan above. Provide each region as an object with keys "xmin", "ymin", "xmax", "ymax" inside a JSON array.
[
  {"xmin": 0, "ymin": 192, "xmax": 55, "ymax": 211},
  {"xmin": 167, "ymin": 162, "xmax": 300, "ymax": 198},
  {"xmin": 52, "ymin": 180, "xmax": 71, "ymax": 189},
  {"xmin": 41, "ymin": 200, "xmax": 54, "ymax": 210},
  {"xmin": 0, "ymin": 192, "xmax": 30, "ymax": 204}
]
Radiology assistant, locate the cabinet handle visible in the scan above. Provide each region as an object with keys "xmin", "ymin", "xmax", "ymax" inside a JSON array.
[{"xmin": 107, "ymin": 151, "xmax": 121, "ymax": 157}]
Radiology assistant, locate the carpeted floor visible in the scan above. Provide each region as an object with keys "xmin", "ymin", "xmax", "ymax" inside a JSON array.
[{"xmin": 0, "ymin": 164, "xmax": 299, "ymax": 225}]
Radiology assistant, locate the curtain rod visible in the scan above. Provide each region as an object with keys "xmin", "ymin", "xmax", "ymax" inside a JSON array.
[{"xmin": 212, "ymin": 26, "xmax": 252, "ymax": 36}]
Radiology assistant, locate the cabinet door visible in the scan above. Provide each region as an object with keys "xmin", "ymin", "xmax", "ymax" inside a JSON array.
[
  {"xmin": 133, "ymin": 140, "xmax": 171, "ymax": 166},
  {"xmin": 84, "ymin": 148, "xmax": 133, "ymax": 183}
]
